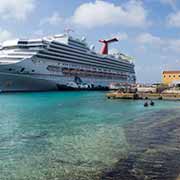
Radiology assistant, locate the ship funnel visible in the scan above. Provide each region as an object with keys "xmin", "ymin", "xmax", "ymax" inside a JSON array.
[{"xmin": 99, "ymin": 38, "xmax": 118, "ymax": 55}]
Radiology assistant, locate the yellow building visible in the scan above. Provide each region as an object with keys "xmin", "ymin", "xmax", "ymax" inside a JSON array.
[{"xmin": 162, "ymin": 71, "xmax": 180, "ymax": 85}]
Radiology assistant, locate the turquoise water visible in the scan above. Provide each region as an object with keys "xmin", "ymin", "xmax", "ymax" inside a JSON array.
[{"xmin": 0, "ymin": 91, "xmax": 180, "ymax": 180}]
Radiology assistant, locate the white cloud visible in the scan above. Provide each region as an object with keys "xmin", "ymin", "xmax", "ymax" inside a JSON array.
[
  {"xmin": 167, "ymin": 11, "xmax": 180, "ymax": 27},
  {"xmin": 0, "ymin": 0, "xmax": 35, "ymax": 21},
  {"xmin": 0, "ymin": 29, "xmax": 12, "ymax": 42},
  {"xmin": 136, "ymin": 32, "xmax": 180, "ymax": 53},
  {"xmin": 71, "ymin": 0, "xmax": 148, "ymax": 28},
  {"xmin": 111, "ymin": 32, "xmax": 128, "ymax": 41},
  {"xmin": 40, "ymin": 12, "xmax": 63, "ymax": 26},
  {"xmin": 136, "ymin": 33, "xmax": 163, "ymax": 45}
]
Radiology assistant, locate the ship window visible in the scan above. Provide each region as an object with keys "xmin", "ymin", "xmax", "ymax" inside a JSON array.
[
  {"xmin": 20, "ymin": 68, "xmax": 25, "ymax": 72},
  {"xmin": 3, "ymin": 46, "xmax": 17, "ymax": 50},
  {"xmin": 8, "ymin": 68, "xmax": 12, "ymax": 71},
  {"xmin": 18, "ymin": 41, "xmax": 28, "ymax": 45},
  {"xmin": 47, "ymin": 65, "xmax": 61, "ymax": 72},
  {"xmin": 173, "ymin": 75, "xmax": 176, "ymax": 77},
  {"xmin": 19, "ymin": 46, "xmax": 28, "ymax": 49},
  {"xmin": 164, "ymin": 75, "xmax": 166, "ymax": 78},
  {"xmin": 179, "ymin": 75, "xmax": 180, "ymax": 77},
  {"xmin": 32, "ymin": 70, "xmax": 35, "ymax": 72},
  {"xmin": 169, "ymin": 75, "xmax": 171, "ymax": 78}
]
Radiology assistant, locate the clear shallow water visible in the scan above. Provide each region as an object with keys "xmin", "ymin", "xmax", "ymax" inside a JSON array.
[{"xmin": 0, "ymin": 91, "xmax": 180, "ymax": 180}]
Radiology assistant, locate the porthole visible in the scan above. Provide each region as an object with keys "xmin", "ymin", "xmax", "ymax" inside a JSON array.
[{"xmin": 20, "ymin": 68, "xmax": 25, "ymax": 72}]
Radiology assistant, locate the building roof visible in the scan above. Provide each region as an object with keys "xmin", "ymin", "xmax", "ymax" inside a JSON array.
[{"xmin": 163, "ymin": 71, "xmax": 180, "ymax": 74}]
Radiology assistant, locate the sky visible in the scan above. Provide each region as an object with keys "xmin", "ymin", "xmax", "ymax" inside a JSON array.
[{"xmin": 0, "ymin": 0, "xmax": 180, "ymax": 83}]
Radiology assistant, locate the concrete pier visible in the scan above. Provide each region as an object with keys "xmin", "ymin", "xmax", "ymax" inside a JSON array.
[{"xmin": 107, "ymin": 91, "xmax": 180, "ymax": 100}]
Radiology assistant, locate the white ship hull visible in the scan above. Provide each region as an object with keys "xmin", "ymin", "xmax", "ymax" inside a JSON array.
[
  {"xmin": 0, "ymin": 60, "xmax": 134, "ymax": 92},
  {"xmin": 0, "ymin": 72, "xmax": 57, "ymax": 92},
  {"xmin": 0, "ymin": 74, "xmax": 134, "ymax": 92},
  {"xmin": 0, "ymin": 71, "xmax": 134, "ymax": 92}
]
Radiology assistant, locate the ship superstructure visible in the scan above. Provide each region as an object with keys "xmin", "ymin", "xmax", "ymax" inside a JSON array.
[{"xmin": 0, "ymin": 34, "xmax": 136, "ymax": 92}]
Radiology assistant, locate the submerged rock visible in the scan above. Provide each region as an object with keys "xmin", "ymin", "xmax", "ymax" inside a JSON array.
[
  {"xmin": 20, "ymin": 131, "xmax": 48, "ymax": 140},
  {"xmin": 102, "ymin": 109, "xmax": 180, "ymax": 180}
]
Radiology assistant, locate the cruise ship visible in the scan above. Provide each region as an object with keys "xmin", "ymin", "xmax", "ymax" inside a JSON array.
[{"xmin": 0, "ymin": 34, "xmax": 136, "ymax": 92}]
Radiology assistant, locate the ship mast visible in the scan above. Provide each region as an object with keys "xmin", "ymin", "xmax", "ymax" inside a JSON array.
[{"xmin": 64, "ymin": 28, "xmax": 74, "ymax": 36}]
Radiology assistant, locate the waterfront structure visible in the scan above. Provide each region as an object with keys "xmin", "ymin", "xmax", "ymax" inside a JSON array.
[
  {"xmin": 0, "ymin": 34, "xmax": 136, "ymax": 92},
  {"xmin": 162, "ymin": 71, "xmax": 180, "ymax": 85},
  {"xmin": 137, "ymin": 86, "xmax": 157, "ymax": 93}
]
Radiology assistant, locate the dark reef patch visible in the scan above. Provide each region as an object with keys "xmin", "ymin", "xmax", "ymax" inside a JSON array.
[
  {"xmin": 102, "ymin": 109, "xmax": 180, "ymax": 180},
  {"xmin": 20, "ymin": 131, "xmax": 48, "ymax": 140}
]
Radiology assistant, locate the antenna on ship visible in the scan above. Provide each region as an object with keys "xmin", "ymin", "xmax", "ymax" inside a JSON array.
[
  {"xmin": 64, "ymin": 28, "xmax": 74, "ymax": 36},
  {"xmin": 99, "ymin": 38, "xmax": 118, "ymax": 55}
]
